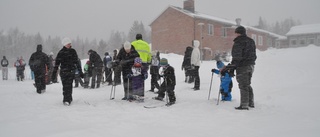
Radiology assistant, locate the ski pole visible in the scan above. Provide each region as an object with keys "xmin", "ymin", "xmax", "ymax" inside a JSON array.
[
  {"xmin": 217, "ymin": 90, "xmax": 221, "ymax": 105},
  {"xmin": 208, "ymin": 72, "xmax": 214, "ymax": 100},
  {"xmin": 127, "ymin": 77, "xmax": 130, "ymax": 100}
]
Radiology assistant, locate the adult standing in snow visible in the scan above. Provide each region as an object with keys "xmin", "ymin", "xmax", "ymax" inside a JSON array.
[
  {"xmin": 191, "ymin": 40, "xmax": 201, "ymax": 90},
  {"xmin": 29, "ymin": 44, "xmax": 50, "ymax": 94},
  {"xmin": 182, "ymin": 46, "xmax": 194, "ymax": 83},
  {"xmin": 227, "ymin": 26, "xmax": 257, "ymax": 110},
  {"xmin": 52, "ymin": 37, "xmax": 83, "ymax": 106},
  {"xmin": 103, "ymin": 52, "xmax": 113, "ymax": 85},
  {"xmin": 112, "ymin": 49, "xmax": 122, "ymax": 85},
  {"xmin": 1, "ymin": 56, "xmax": 9, "ymax": 80},
  {"xmin": 117, "ymin": 41, "xmax": 139, "ymax": 100},
  {"xmin": 88, "ymin": 49, "xmax": 103, "ymax": 89}
]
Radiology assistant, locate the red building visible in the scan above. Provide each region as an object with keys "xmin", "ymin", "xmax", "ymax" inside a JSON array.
[{"xmin": 150, "ymin": 0, "xmax": 285, "ymax": 60}]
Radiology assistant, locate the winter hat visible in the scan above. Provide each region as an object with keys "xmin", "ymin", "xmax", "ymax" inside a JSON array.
[
  {"xmin": 235, "ymin": 26, "xmax": 246, "ymax": 35},
  {"xmin": 124, "ymin": 41, "xmax": 131, "ymax": 50},
  {"xmin": 36, "ymin": 44, "xmax": 42, "ymax": 52},
  {"xmin": 49, "ymin": 52, "xmax": 54, "ymax": 56},
  {"xmin": 62, "ymin": 37, "xmax": 72, "ymax": 46},
  {"xmin": 160, "ymin": 58, "xmax": 168, "ymax": 66},
  {"xmin": 105, "ymin": 52, "xmax": 109, "ymax": 56},
  {"xmin": 136, "ymin": 34, "xmax": 143, "ymax": 40},
  {"xmin": 216, "ymin": 61, "xmax": 225, "ymax": 69},
  {"xmin": 134, "ymin": 57, "xmax": 142, "ymax": 67},
  {"xmin": 86, "ymin": 60, "xmax": 90, "ymax": 64}
]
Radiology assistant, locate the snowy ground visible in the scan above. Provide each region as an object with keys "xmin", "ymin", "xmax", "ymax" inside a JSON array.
[{"xmin": 1, "ymin": 45, "xmax": 320, "ymax": 137}]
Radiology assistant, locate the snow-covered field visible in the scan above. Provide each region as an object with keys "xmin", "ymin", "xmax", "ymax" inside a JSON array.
[{"xmin": 1, "ymin": 45, "xmax": 319, "ymax": 137}]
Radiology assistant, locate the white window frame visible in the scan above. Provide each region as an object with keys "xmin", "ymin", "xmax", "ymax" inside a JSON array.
[
  {"xmin": 208, "ymin": 24, "xmax": 214, "ymax": 35},
  {"xmin": 251, "ymin": 34, "xmax": 257, "ymax": 45},
  {"xmin": 221, "ymin": 27, "xmax": 227, "ymax": 37},
  {"xmin": 258, "ymin": 36, "xmax": 263, "ymax": 46}
]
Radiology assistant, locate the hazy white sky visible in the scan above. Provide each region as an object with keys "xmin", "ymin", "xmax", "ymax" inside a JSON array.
[{"xmin": 1, "ymin": 0, "xmax": 319, "ymax": 40}]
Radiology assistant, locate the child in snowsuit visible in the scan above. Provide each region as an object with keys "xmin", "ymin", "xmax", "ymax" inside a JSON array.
[
  {"xmin": 129, "ymin": 57, "xmax": 147, "ymax": 102},
  {"xmin": 149, "ymin": 51, "xmax": 160, "ymax": 92},
  {"xmin": 154, "ymin": 58, "xmax": 176, "ymax": 106},
  {"xmin": 211, "ymin": 61, "xmax": 233, "ymax": 101},
  {"xmin": 83, "ymin": 60, "xmax": 92, "ymax": 88}
]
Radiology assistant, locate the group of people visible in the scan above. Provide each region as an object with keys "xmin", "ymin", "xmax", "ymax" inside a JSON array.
[{"xmin": 23, "ymin": 26, "xmax": 256, "ymax": 110}]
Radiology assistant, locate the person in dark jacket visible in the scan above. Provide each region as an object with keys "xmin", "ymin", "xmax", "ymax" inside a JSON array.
[
  {"xmin": 103, "ymin": 52, "xmax": 113, "ymax": 85},
  {"xmin": 74, "ymin": 58, "xmax": 84, "ymax": 88},
  {"xmin": 227, "ymin": 26, "xmax": 257, "ymax": 110},
  {"xmin": 52, "ymin": 37, "xmax": 83, "ymax": 106},
  {"xmin": 1, "ymin": 56, "xmax": 9, "ymax": 80},
  {"xmin": 47, "ymin": 52, "xmax": 55, "ymax": 84},
  {"xmin": 14, "ymin": 56, "xmax": 26, "ymax": 81},
  {"xmin": 182, "ymin": 46, "xmax": 194, "ymax": 83},
  {"xmin": 29, "ymin": 44, "xmax": 50, "ymax": 94},
  {"xmin": 88, "ymin": 49, "xmax": 103, "ymax": 89},
  {"xmin": 153, "ymin": 58, "xmax": 176, "ymax": 106},
  {"xmin": 112, "ymin": 49, "xmax": 122, "ymax": 85},
  {"xmin": 117, "ymin": 41, "xmax": 140, "ymax": 100}
]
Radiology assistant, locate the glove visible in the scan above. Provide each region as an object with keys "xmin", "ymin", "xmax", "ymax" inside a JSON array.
[
  {"xmin": 211, "ymin": 69, "xmax": 219, "ymax": 74},
  {"xmin": 191, "ymin": 64, "xmax": 195, "ymax": 69},
  {"xmin": 127, "ymin": 74, "xmax": 132, "ymax": 78},
  {"xmin": 80, "ymin": 72, "xmax": 84, "ymax": 78},
  {"xmin": 226, "ymin": 64, "xmax": 236, "ymax": 70},
  {"xmin": 144, "ymin": 74, "xmax": 148, "ymax": 80}
]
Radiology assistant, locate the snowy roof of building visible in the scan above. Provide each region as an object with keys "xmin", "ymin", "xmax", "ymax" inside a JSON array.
[
  {"xmin": 168, "ymin": 6, "xmax": 286, "ymax": 39},
  {"xmin": 286, "ymin": 24, "xmax": 320, "ymax": 36}
]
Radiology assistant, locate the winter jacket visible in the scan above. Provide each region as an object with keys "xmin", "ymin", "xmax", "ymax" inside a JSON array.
[
  {"xmin": 103, "ymin": 55, "xmax": 112, "ymax": 68},
  {"xmin": 1, "ymin": 57, "xmax": 9, "ymax": 67},
  {"xmin": 29, "ymin": 45, "xmax": 50, "ymax": 72},
  {"xmin": 162, "ymin": 65, "xmax": 176, "ymax": 87},
  {"xmin": 117, "ymin": 45, "xmax": 140, "ymax": 76},
  {"xmin": 150, "ymin": 55, "xmax": 159, "ymax": 75},
  {"xmin": 89, "ymin": 51, "xmax": 103, "ymax": 68},
  {"xmin": 182, "ymin": 46, "xmax": 193, "ymax": 70},
  {"xmin": 53, "ymin": 46, "xmax": 80, "ymax": 75},
  {"xmin": 131, "ymin": 40, "xmax": 151, "ymax": 64},
  {"xmin": 231, "ymin": 34, "xmax": 257, "ymax": 67},
  {"xmin": 191, "ymin": 40, "xmax": 201, "ymax": 67}
]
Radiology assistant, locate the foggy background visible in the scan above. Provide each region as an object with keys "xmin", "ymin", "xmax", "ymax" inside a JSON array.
[
  {"xmin": 1, "ymin": 0, "xmax": 319, "ymax": 40},
  {"xmin": 0, "ymin": 0, "xmax": 319, "ymax": 63}
]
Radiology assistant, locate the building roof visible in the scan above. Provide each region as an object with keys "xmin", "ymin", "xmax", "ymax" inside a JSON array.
[
  {"xmin": 165, "ymin": 6, "xmax": 286, "ymax": 39},
  {"xmin": 286, "ymin": 24, "xmax": 320, "ymax": 36}
]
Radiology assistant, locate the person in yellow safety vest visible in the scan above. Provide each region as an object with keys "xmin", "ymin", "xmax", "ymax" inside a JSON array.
[{"xmin": 131, "ymin": 34, "xmax": 152, "ymax": 72}]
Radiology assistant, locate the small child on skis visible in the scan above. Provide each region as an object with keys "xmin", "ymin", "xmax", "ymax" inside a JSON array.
[
  {"xmin": 153, "ymin": 58, "xmax": 176, "ymax": 106},
  {"xmin": 129, "ymin": 57, "xmax": 147, "ymax": 102},
  {"xmin": 211, "ymin": 61, "xmax": 233, "ymax": 101}
]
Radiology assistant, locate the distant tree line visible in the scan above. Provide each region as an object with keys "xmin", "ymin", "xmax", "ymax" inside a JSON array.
[
  {"xmin": 0, "ymin": 20, "xmax": 151, "ymax": 65},
  {"xmin": 254, "ymin": 16, "xmax": 302, "ymax": 35}
]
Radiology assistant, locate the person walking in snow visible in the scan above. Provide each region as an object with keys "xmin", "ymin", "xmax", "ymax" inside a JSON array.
[
  {"xmin": 112, "ymin": 49, "xmax": 122, "ymax": 85},
  {"xmin": 52, "ymin": 37, "xmax": 83, "ymax": 106},
  {"xmin": 148, "ymin": 51, "xmax": 160, "ymax": 92},
  {"xmin": 117, "ymin": 41, "xmax": 140, "ymax": 100},
  {"xmin": 29, "ymin": 44, "xmax": 50, "ymax": 94},
  {"xmin": 88, "ymin": 49, "xmax": 103, "ymax": 89},
  {"xmin": 227, "ymin": 26, "xmax": 257, "ymax": 110},
  {"xmin": 128, "ymin": 57, "xmax": 148, "ymax": 102},
  {"xmin": 103, "ymin": 52, "xmax": 113, "ymax": 85},
  {"xmin": 182, "ymin": 46, "xmax": 194, "ymax": 83},
  {"xmin": 1, "ymin": 56, "xmax": 9, "ymax": 80},
  {"xmin": 211, "ymin": 61, "xmax": 233, "ymax": 101},
  {"xmin": 47, "ymin": 52, "xmax": 55, "ymax": 84},
  {"xmin": 153, "ymin": 58, "xmax": 176, "ymax": 106},
  {"xmin": 191, "ymin": 40, "xmax": 201, "ymax": 90}
]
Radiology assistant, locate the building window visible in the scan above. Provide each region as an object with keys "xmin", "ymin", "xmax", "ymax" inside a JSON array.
[
  {"xmin": 300, "ymin": 38, "xmax": 306, "ymax": 45},
  {"xmin": 221, "ymin": 27, "xmax": 227, "ymax": 37},
  {"xmin": 308, "ymin": 38, "xmax": 315, "ymax": 45},
  {"xmin": 258, "ymin": 36, "xmax": 263, "ymax": 46},
  {"xmin": 251, "ymin": 34, "xmax": 257, "ymax": 45},
  {"xmin": 291, "ymin": 39, "xmax": 297, "ymax": 46},
  {"xmin": 208, "ymin": 24, "xmax": 214, "ymax": 35}
]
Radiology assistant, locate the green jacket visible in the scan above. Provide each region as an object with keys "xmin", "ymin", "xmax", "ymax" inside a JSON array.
[{"xmin": 131, "ymin": 40, "xmax": 151, "ymax": 64}]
